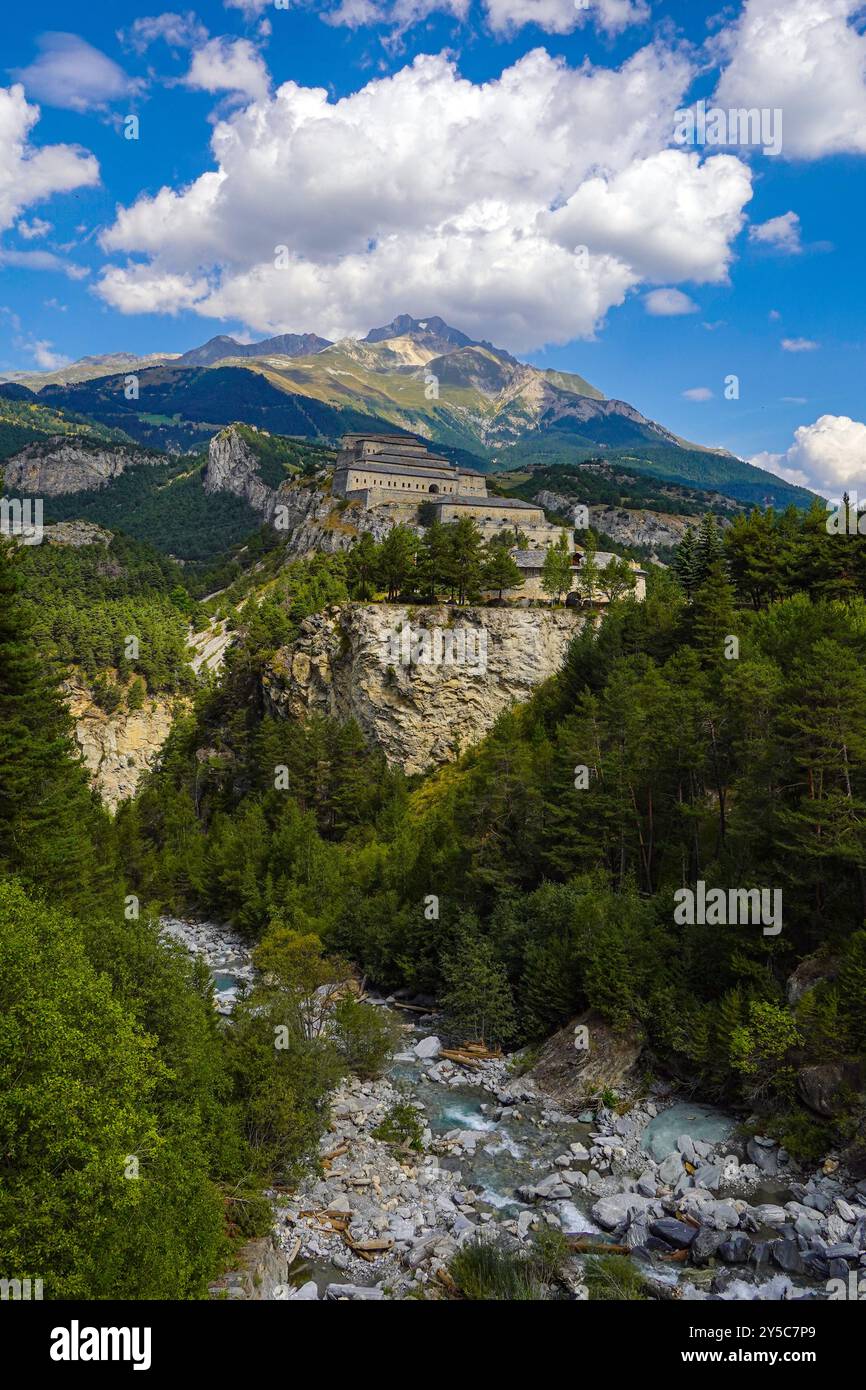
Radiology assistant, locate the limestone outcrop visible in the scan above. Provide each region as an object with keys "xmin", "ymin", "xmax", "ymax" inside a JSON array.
[
  {"xmin": 203, "ymin": 424, "xmax": 279, "ymax": 518},
  {"xmin": 63, "ymin": 675, "xmax": 177, "ymax": 811},
  {"xmin": 263, "ymin": 602, "xmax": 583, "ymax": 773},
  {"xmin": 3, "ymin": 438, "xmax": 159, "ymax": 496}
]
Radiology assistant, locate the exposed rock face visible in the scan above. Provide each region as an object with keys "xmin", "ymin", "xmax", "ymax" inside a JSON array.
[
  {"xmin": 203, "ymin": 425, "xmax": 408, "ymax": 552},
  {"xmin": 524, "ymin": 1009, "xmax": 645, "ymax": 1110},
  {"xmin": 263, "ymin": 602, "xmax": 583, "ymax": 773},
  {"xmin": 535, "ymin": 491, "xmax": 697, "ymax": 551},
  {"xmin": 3, "ymin": 438, "xmax": 158, "ymax": 496},
  {"xmin": 63, "ymin": 675, "xmax": 177, "ymax": 811},
  {"xmin": 42, "ymin": 521, "xmax": 112, "ymax": 548},
  {"xmin": 203, "ymin": 424, "xmax": 279, "ymax": 518}
]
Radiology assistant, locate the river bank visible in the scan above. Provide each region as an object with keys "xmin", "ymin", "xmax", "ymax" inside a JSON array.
[{"xmin": 161, "ymin": 917, "xmax": 866, "ymax": 1302}]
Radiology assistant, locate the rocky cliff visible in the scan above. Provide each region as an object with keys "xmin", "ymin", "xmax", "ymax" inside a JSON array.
[
  {"xmin": 263, "ymin": 603, "xmax": 583, "ymax": 773},
  {"xmin": 203, "ymin": 424, "xmax": 280, "ymax": 518},
  {"xmin": 63, "ymin": 675, "xmax": 177, "ymax": 811},
  {"xmin": 3, "ymin": 437, "xmax": 160, "ymax": 496},
  {"xmin": 203, "ymin": 423, "xmax": 406, "ymax": 553}
]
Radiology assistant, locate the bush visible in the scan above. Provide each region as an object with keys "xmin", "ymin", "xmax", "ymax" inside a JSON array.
[
  {"xmin": 372, "ymin": 1099, "xmax": 425, "ymax": 1152},
  {"xmin": 332, "ymin": 996, "xmax": 402, "ymax": 1079}
]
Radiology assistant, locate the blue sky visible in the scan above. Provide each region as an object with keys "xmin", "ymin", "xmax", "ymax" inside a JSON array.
[{"xmin": 1, "ymin": 0, "xmax": 865, "ymax": 492}]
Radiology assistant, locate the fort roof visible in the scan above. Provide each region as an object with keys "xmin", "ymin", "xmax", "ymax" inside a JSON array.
[
  {"xmin": 511, "ymin": 549, "xmax": 553, "ymax": 567},
  {"xmin": 434, "ymin": 494, "xmax": 544, "ymax": 511},
  {"xmin": 341, "ymin": 432, "xmax": 427, "ymax": 448},
  {"xmin": 340, "ymin": 461, "xmax": 458, "ymax": 481}
]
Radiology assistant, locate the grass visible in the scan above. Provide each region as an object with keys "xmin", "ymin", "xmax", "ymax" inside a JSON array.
[
  {"xmin": 449, "ymin": 1228, "xmax": 571, "ymax": 1301},
  {"xmin": 583, "ymin": 1254, "xmax": 648, "ymax": 1301}
]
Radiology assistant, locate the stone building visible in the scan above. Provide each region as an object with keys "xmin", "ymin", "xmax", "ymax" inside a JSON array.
[
  {"xmin": 504, "ymin": 548, "xmax": 647, "ymax": 603},
  {"xmin": 333, "ymin": 432, "xmax": 486, "ymax": 505},
  {"xmin": 333, "ymin": 431, "xmax": 575, "ymax": 549}
]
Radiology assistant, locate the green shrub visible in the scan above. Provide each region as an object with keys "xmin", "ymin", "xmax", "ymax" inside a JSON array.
[
  {"xmin": 332, "ymin": 996, "xmax": 402, "ymax": 1080},
  {"xmin": 372, "ymin": 1099, "xmax": 425, "ymax": 1151}
]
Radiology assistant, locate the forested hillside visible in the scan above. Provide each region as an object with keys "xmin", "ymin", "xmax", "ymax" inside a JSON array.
[{"xmin": 113, "ymin": 503, "xmax": 866, "ymax": 1170}]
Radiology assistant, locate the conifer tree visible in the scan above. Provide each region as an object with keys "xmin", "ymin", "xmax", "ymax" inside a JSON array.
[{"xmin": 0, "ymin": 540, "xmax": 116, "ymax": 915}]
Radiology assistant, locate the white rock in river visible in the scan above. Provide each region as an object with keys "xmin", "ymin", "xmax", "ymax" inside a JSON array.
[{"xmin": 415, "ymin": 1036, "xmax": 442, "ymax": 1059}]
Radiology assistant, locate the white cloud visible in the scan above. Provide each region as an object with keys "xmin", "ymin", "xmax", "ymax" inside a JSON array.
[
  {"xmin": 96, "ymin": 45, "xmax": 755, "ymax": 350},
  {"xmin": 545, "ymin": 149, "xmax": 751, "ymax": 285},
  {"xmin": 223, "ymin": 0, "xmax": 273, "ymax": 13},
  {"xmin": 0, "ymin": 248, "xmax": 89, "ymax": 279},
  {"xmin": 781, "ymin": 336, "xmax": 819, "ymax": 351},
  {"xmin": 27, "ymin": 339, "xmax": 70, "ymax": 371},
  {"xmin": 749, "ymin": 210, "xmax": 802, "ymax": 253},
  {"xmin": 12, "ymin": 33, "xmax": 144, "ymax": 113},
  {"xmin": 322, "ymin": 0, "xmax": 648, "ymax": 36},
  {"xmin": 713, "ymin": 0, "xmax": 866, "ymax": 159},
  {"xmin": 0, "ymin": 86, "xmax": 99, "ymax": 236},
  {"xmin": 483, "ymin": 0, "xmax": 649, "ymax": 35},
  {"xmin": 182, "ymin": 37, "xmax": 271, "ymax": 101},
  {"xmin": 120, "ymin": 12, "xmax": 210, "ymax": 54},
  {"xmin": 683, "ymin": 386, "xmax": 713, "ymax": 400},
  {"xmin": 753, "ymin": 415, "xmax": 866, "ymax": 496},
  {"xmin": 324, "ymin": 0, "xmax": 468, "ymax": 30},
  {"xmin": 16, "ymin": 217, "xmax": 52, "ymax": 240},
  {"xmin": 644, "ymin": 287, "xmax": 699, "ymax": 316}
]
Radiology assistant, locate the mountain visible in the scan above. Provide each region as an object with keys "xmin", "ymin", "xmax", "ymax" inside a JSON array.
[
  {"xmin": 176, "ymin": 331, "xmax": 332, "ymax": 367},
  {"xmin": 363, "ymin": 314, "xmax": 488, "ymax": 354},
  {"xmin": 0, "ymin": 352, "xmax": 179, "ymax": 391},
  {"xmin": 13, "ymin": 313, "xmax": 814, "ymax": 509}
]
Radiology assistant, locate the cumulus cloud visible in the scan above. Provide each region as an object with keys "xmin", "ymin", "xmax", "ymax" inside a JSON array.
[
  {"xmin": 749, "ymin": 210, "xmax": 802, "ymax": 253},
  {"xmin": 545, "ymin": 149, "xmax": 751, "ymax": 285},
  {"xmin": 753, "ymin": 415, "xmax": 866, "ymax": 496},
  {"xmin": 11, "ymin": 33, "xmax": 144, "ymax": 113},
  {"xmin": 96, "ymin": 43, "xmax": 756, "ymax": 348},
  {"xmin": 713, "ymin": 0, "xmax": 866, "ymax": 159},
  {"xmin": 0, "ymin": 85, "xmax": 99, "ymax": 236},
  {"xmin": 120, "ymin": 12, "xmax": 210, "ymax": 54},
  {"xmin": 182, "ymin": 37, "xmax": 271, "ymax": 100},
  {"xmin": 644, "ymin": 287, "xmax": 699, "ymax": 316},
  {"xmin": 781, "ymin": 336, "xmax": 819, "ymax": 351}
]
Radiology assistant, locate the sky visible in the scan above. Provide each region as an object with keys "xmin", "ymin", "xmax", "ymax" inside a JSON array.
[{"xmin": 1, "ymin": 0, "xmax": 865, "ymax": 494}]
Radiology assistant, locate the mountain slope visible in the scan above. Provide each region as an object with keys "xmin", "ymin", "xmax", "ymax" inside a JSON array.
[{"xmin": 15, "ymin": 313, "xmax": 812, "ymax": 508}]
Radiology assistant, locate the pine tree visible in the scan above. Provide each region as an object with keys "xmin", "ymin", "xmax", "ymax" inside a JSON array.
[
  {"xmin": 696, "ymin": 512, "xmax": 726, "ymax": 583},
  {"xmin": 541, "ymin": 534, "xmax": 574, "ymax": 604},
  {"xmin": 0, "ymin": 540, "xmax": 116, "ymax": 915},
  {"xmin": 673, "ymin": 526, "xmax": 701, "ymax": 598},
  {"xmin": 482, "ymin": 543, "xmax": 523, "ymax": 600}
]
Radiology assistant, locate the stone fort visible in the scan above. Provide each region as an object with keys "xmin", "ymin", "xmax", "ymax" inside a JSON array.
[{"xmin": 333, "ymin": 432, "xmax": 565, "ymax": 548}]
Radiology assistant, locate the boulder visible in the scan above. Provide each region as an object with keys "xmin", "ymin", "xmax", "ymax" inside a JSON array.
[
  {"xmin": 522, "ymin": 1008, "xmax": 644, "ymax": 1111},
  {"xmin": 797, "ymin": 1061, "xmax": 863, "ymax": 1119},
  {"xmin": 650, "ymin": 1218, "xmax": 698, "ymax": 1249},
  {"xmin": 414, "ymin": 1036, "xmax": 442, "ymax": 1060}
]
